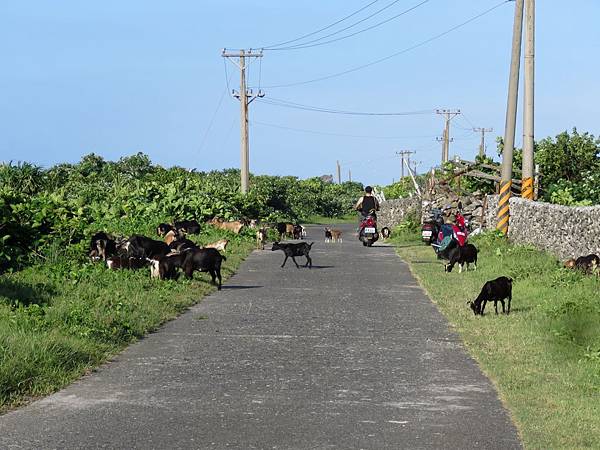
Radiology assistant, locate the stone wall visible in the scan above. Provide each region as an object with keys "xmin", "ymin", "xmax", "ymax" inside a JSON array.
[
  {"xmin": 508, "ymin": 198, "xmax": 600, "ymax": 260},
  {"xmin": 484, "ymin": 195, "xmax": 499, "ymax": 230},
  {"xmin": 378, "ymin": 197, "xmax": 421, "ymax": 230}
]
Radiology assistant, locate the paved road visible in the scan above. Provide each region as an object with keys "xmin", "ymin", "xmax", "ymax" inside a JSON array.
[{"xmin": 0, "ymin": 224, "xmax": 521, "ymax": 449}]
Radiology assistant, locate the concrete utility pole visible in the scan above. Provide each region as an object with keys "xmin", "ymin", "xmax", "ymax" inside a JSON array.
[
  {"xmin": 222, "ymin": 49, "xmax": 264, "ymax": 194},
  {"xmin": 473, "ymin": 127, "xmax": 494, "ymax": 158},
  {"xmin": 336, "ymin": 160, "xmax": 341, "ymax": 184},
  {"xmin": 348, "ymin": 169, "xmax": 352, "ymax": 182},
  {"xmin": 396, "ymin": 150, "xmax": 415, "ymax": 179},
  {"xmin": 497, "ymin": 0, "xmax": 524, "ymax": 234},
  {"xmin": 522, "ymin": 0, "xmax": 535, "ymax": 200},
  {"xmin": 436, "ymin": 109, "xmax": 461, "ymax": 163}
]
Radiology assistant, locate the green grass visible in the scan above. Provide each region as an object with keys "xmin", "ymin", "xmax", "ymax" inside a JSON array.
[
  {"xmin": 0, "ymin": 228, "xmax": 254, "ymax": 412},
  {"xmin": 390, "ymin": 229, "xmax": 600, "ymax": 449},
  {"xmin": 305, "ymin": 213, "xmax": 358, "ymax": 225}
]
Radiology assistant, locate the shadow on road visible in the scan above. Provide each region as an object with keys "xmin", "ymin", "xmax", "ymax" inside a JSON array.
[{"xmin": 222, "ymin": 285, "xmax": 263, "ymax": 290}]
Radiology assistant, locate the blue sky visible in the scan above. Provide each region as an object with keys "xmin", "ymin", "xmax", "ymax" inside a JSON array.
[{"xmin": 1, "ymin": 1, "xmax": 599, "ymax": 185}]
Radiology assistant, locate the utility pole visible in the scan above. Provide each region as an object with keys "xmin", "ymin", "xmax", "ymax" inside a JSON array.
[
  {"xmin": 522, "ymin": 0, "xmax": 535, "ymax": 200},
  {"xmin": 336, "ymin": 160, "xmax": 341, "ymax": 184},
  {"xmin": 348, "ymin": 169, "xmax": 352, "ymax": 182},
  {"xmin": 436, "ymin": 109, "xmax": 461, "ymax": 163},
  {"xmin": 473, "ymin": 127, "xmax": 494, "ymax": 158},
  {"xmin": 396, "ymin": 150, "xmax": 414, "ymax": 179},
  {"xmin": 497, "ymin": 0, "xmax": 524, "ymax": 234},
  {"xmin": 221, "ymin": 48, "xmax": 264, "ymax": 194}
]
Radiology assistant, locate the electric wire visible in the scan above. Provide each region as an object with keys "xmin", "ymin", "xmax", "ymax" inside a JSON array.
[
  {"xmin": 258, "ymin": 96, "xmax": 434, "ymax": 116},
  {"xmin": 267, "ymin": 0, "xmax": 428, "ymax": 51},
  {"xmin": 198, "ymin": 70, "xmax": 234, "ymax": 155},
  {"xmin": 260, "ymin": 0, "xmax": 381, "ymax": 49},
  {"xmin": 259, "ymin": 0, "xmax": 510, "ymax": 88},
  {"xmin": 251, "ymin": 120, "xmax": 439, "ymax": 139}
]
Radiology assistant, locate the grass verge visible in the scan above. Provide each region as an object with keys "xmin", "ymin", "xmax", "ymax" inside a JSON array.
[
  {"xmin": 0, "ymin": 229, "xmax": 254, "ymax": 413},
  {"xmin": 390, "ymin": 229, "xmax": 600, "ymax": 449}
]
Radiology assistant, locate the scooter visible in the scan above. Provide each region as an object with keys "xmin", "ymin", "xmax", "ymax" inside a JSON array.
[
  {"xmin": 421, "ymin": 208, "xmax": 444, "ymax": 245},
  {"xmin": 358, "ymin": 212, "xmax": 379, "ymax": 247}
]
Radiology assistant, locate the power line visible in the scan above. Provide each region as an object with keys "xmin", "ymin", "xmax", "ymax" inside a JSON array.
[
  {"xmin": 251, "ymin": 119, "xmax": 439, "ymax": 139},
  {"xmin": 259, "ymin": 0, "xmax": 510, "ymax": 89},
  {"xmin": 257, "ymin": 96, "xmax": 434, "ymax": 116},
  {"xmin": 260, "ymin": 0, "xmax": 381, "ymax": 49},
  {"xmin": 267, "ymin": 0, "xmax": 428, "ymax": 51}
]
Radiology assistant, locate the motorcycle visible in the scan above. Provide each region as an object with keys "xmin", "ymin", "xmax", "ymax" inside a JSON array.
[
  {"xmin": 421, "ymin": 208, "xmax": 444, "ymax": 245},
  {"xmin": 358, "ymin": 211, "xmax": 379, "ymax": 247}
]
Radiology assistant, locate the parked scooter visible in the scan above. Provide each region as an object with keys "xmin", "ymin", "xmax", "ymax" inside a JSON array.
[
  {"xmin": 358, "ymin": 211, "xmax": 379, "ymax": 247},
  {"xmin": 421, "ymin": 208, "xmax": 444, "ymax": 245}
]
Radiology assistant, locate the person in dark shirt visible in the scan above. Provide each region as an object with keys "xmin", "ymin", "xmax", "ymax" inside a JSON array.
[{"xmin": 354, "ymin": 186, "xmax": 380, "ymax": 220}]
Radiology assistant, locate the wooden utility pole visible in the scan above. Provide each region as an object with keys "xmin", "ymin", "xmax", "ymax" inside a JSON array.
[
  {"xmin": 522, "ymin": 0, "xmax": 535, "ymax": 200},
  {"xmin": 473, "ymin": 127, "xmax": 494, "ymax": 158},
  {"xmin": 221, "ymin": 49, "xmax": 264, "ymax": 194},
  {"xmin": 436, "ymin": 109, "xmax": 461, "ymax": 163},
  {"xmin": 336, "ymin": 160, "xmax": 341, "ymax": 184},
  {"xmin": 396, "ymin": 150, "xmax": 414, "ymax": 179},
  {"xmin": 497, "ymin": 0, "xmax": 524, "ymax": 234}
]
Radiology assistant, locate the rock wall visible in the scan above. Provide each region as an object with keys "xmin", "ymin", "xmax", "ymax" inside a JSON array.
[
  {"xmin": 378, "ymin": 197, "xmax": 421, "ymax": 230},
  {"xmin": 508, "ymin": 198, "xmax": 600, "ymax": 260},
  {"xmin": 484, "ymin": 195, "xmax": 499, "ymax": 230}
]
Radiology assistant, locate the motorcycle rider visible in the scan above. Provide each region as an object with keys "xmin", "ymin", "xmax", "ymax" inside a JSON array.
[{"xmin": 354, "ymin": 185, "xmax": 380, "ymax": 220}]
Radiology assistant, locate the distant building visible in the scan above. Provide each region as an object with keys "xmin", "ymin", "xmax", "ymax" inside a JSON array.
[{"xmin": 320, "ymin": 174, "xmax": 334, "ymax": 184}]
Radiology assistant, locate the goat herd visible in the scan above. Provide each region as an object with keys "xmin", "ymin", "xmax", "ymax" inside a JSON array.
[{"xmin": 88, "ymin": 218, "xmax": 314, "ymax": 290}]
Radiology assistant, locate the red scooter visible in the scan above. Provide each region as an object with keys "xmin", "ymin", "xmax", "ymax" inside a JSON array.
[{"xmin": 358, "ymin": 212, "xmax": 379, "ymax": 247}]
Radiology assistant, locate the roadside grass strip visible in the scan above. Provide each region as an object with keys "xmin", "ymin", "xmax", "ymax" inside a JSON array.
[
  {"xmin": 0, "ymin": 229, "xmax": 254, "ymax": 412},
  {"xmin": 390, "ymin": 230, "xmax": 600, "ymax": 450}
]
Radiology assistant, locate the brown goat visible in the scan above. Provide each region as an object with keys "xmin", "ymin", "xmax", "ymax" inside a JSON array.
[
  {"xmin": 209, "ymin": 217, "xmax": 244, "ymax": 234},
  {"xmin": 202, "ymin": 239, "xmax": 229, "ymax": 252}
]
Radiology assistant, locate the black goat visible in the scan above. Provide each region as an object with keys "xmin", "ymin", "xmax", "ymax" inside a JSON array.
[
  {"xmin": 106, "ymin": 255, "xmax": 149, "ymax": 270},
  {"xmin": 89, "ymin": 232, "xmax": 117, "ymax": 261},
  {"xmin": 182, "ymin": 248, "xmax": 226, "ymax": 289},
  {"xmin": 575, "ymin": 254, "xmax": 600, "ymax": 275},
  {"xmin": 174, "ymin": 219, "xmax": 201, "ymax": 235},
  {"xmin": 169, "ymin": 237, "xmax": 198, "ymax": 253},
  {"xmin": 468, "ymin": 276, "xmax": 513, "ymax": 316},
  {"xmin": 271, "ymin": 241, "xmax": 313, "ymax": 268},
  {"xmin": 445, "ymin": 243, "xmax": 478, "ymax": 273},
  {"xmin": 157, "ymin": 223, "xmax": 174, "ymax": 237},
  {"xmin": 150, "ymin": 252, "xmax": 188, "ymax": 280},
  {"xmin": 125, "ymin": 235, "xmax": 170, "ymax": 259}
]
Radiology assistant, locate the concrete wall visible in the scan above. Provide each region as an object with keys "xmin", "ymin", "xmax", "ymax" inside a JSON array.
[
  {"xmin": 508, "ymin": 197, "xmax": 600, "ymax": 260},
  {"xmin": 378, "ymin": 197, "xmax": 421, "ymax": 231}
]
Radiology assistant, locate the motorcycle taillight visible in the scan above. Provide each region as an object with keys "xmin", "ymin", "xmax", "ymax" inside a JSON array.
[{"xmin": 365, "ymin": 217, "xmax": 376, "ymax": 227}]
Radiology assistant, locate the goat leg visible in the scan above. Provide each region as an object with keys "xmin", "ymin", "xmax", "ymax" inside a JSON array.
[
  {"xmin": 281, "ymin": 255, "xmax": 288, "ymax": 268},
  {"xmin": 291, "ymin": 256, "xmax": 300, "ymax": 268},
  {"xmin": 494, "ymin": 300, "xmax": 499, "ymax": 315},
  {"xmin": 480, "ymin": 300, "xmax": 487, "ymax": 316},
  {"xmin": 500, "ymin": 299, "xmax": 506, "ymax": 314},
  {"xmin": 507, "ymin": 294, "xmax": 511, "ymax": 315},
  {"xmin": 305, "ymin": 254, "xmax": 312, "ymax": 268}
]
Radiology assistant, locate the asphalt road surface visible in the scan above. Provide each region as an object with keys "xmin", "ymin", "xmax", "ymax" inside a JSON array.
[{"xmin": 0, "ymin": 224, "xmax": 521, "ymax": 449}]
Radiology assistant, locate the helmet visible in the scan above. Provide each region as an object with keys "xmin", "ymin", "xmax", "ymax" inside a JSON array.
[{"xmin": 365, "ymin": 186, "xmax": 373, "ymax": 193}]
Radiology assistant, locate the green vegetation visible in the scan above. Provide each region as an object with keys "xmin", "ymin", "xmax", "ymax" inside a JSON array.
[
  {"xmin": 0, "ymin": 153, "xmax": 363, "ymax": 272},
  {"xmin": 0, "ymin": 154, "xmax": 363, "ymax": 411},
  {"xmin": 390, "ymin": 228, "xmax": 600, "ymax": 449}
]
